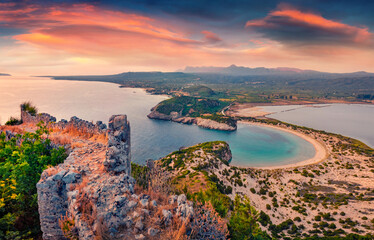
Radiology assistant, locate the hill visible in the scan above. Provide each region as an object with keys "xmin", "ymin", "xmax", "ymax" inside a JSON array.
[{"xmin": 47, "ymin": 66, "xmax": 374, "ymax": 101}]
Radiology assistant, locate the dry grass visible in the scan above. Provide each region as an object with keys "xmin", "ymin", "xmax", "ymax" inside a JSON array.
[
  {"xmin": 163, "ymin": 217, "xmax": 188, "ymax": 240},
  {"xmin": 73, "ymin": 177, "xmax": 97, "ymax": 226},
  {"xmin": 146, "ymin": 187, "xmax": 170, "ymax": 206},
  {"xmin": 59, "ymin": 212, "xmax": 78, "ymax": 240},
  {"xmin": 93, "ymin": 217, "xmax": 111, "ymax": 240},
  {"xmin": 58, "ymin": 125, "xmax": 107, "ymax": 144},
  {"xmin": 49, "ymin": 134, "xmax": 72, "ymax": 145},
  {"xmin": 44, "ymin": 166, "xmax": 61, "ymax": 177},
  {"xmin": 49, "ymin": 125, "xmax": 108, "ymax": 145},
  {"xmin": 175, "ymin": 222, "xmax": 187, "ymax": 240},
  {"xmin": 0, "ymin": 125, "xmax": 24, "ymax": 134},
  {"xmin": 76, "ymin": 189, "xmax": 97, "ymax": 225},
  {"xmin": 70, "ymin": 141, "xmax": 85, "ymax": 149}
]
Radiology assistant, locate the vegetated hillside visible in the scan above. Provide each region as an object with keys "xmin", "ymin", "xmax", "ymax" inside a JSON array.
[
  {"xmin": 155, "ymin": 96, "xmax": 229, "ymax": 117},
  {"xmin": 182, "ymin": 85, "xmax": 216, "ymax": 97},
  {"xmin": 150, "ymin": 130, "xmax": 374, "ymax": 239},
  {"xmin": 0, "ymin": 126, "xmax": 67, "ymax": 239},
  {"xmin": 49, "ymin": 68, "xmax": 374, "ymax": 101},
  {"xmin": 183, "ymin": 64, "xmax": 326, "ymax": 76}
]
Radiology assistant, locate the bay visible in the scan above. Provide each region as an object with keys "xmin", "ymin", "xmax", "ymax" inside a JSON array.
[{"xmin": 0, "ymin": 77, "xmax": 315, "ymax": 167}]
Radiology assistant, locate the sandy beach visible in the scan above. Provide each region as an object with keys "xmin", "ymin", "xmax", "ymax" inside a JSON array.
[
  {"xmin": 240, "ymin": 121, "xmax": 329, "ymax": 169},
  {"xmin": 231, "ymin": 107, "xmax": 272, "ymax": 117}
]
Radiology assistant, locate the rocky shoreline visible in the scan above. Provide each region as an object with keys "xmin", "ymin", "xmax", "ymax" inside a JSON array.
[{"xmin": 147, "ymin": 109, "xmax": 237, "ymax": 131}]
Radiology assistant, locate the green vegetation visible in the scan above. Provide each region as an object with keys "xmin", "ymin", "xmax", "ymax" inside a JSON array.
[
  {"xmin": 131, "ymin": 162, "xmax": 150, "ymax": 190},
  {"xmin": 5, "ymin": 117, "xmax": 22, "ymax": 126},
  {"xmin": 183, "ymin": 85, "xmax": 216, "ymax": 97},
  {"xmin": 160, "ymin": 141, "xmax": 231, "ymax": 170},
  {"xmin": 193, "ymin": 174, "xmax": 232, "ymax": 217},
  {"xmin": 0, "ymin": 123, "xmax": 67, "ymax": 239},
  {"xmin": 155, "ymin": 139, "xmax": 374, "ymax": 239},
  {"xmin": 51, "ymin": 71, "xmax": 374, "ymax": 102},
  {"xmin": 20, "ymin": 102, "xmax": 37, "ymax": 116},
  {"xmin": 228, "ymin": 195, "xmax": 270, "ymax": 240},
  {"xmin": 155, "ymin": 96, "xmax": 229, "ymax": 117},
  {"xmin": 160, "ymin": 141, "xmax": 233, "ymax": 217}
]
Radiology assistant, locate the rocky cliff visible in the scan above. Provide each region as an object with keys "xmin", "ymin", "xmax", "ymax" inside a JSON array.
[
  {"xmin": 35, "ymin": 113, "xmax": 193, "ymax": 239},
  {"xmin": 147, "ymin": 110, "xmax": 237, "ymax": 131}
]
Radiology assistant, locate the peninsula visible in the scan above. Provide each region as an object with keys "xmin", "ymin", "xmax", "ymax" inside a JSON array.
[{"xmin": 147, "ymin": 96, "xmax": 237, "ymax": 131}]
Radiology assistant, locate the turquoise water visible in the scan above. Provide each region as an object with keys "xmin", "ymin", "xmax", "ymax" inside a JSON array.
[
  {"xmin": 0, "ymin": 77, "xmax": 315, "ymax": 167},
  {"xmin": 261, "ymin": 104, "xmax": 374, "ymax": 148}
]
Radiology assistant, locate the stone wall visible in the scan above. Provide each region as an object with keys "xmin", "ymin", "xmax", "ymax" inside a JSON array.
[
  {"xmin": 104, "ymin": 115, "xmax": 131, "ymax": 175},
  {"xmin": 36, "ymin": 114, "xmax": 132, "ymax": 239},
  {"xmin": 35, "ymin": 112, "xmax": 193, "ymax": 239},
  {"xmin": 21, "ymin": 110, "xmax": 107, "ymax": 135}
]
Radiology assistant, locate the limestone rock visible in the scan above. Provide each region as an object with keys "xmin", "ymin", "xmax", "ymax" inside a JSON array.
[
  {"xmin": 148, "ymin": 227, "xmax": 159, "ymax": 236},
  {"xmin": 135, "ymin": 234, "xmax": 146, "ymax": 240},
  {"xmin": 140, "ymin": 198, "xmax": 149, "ymax": 207},
  {"xmin": 104, "ymin": 115, "xmax": 131, "ymax": 174}
]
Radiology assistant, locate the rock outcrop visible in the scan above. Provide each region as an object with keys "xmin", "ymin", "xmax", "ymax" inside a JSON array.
[
  {"xmin": 148, "ymin": 110, "xmax": 237, "ymax": 131},
  {"xmin": 21, "ymin": 109, "xmax": 107, "ymax": 135},
  {"xmin": 36, "ymin": 113, "xmax": 194, "ymax": 239},
  {"xmin": 37, "ymin": 114, "xmax": 132, "ymax": 239},
  {"xmin": 104, "ymin": 115, "xmax": 131, "ymax": 174}
]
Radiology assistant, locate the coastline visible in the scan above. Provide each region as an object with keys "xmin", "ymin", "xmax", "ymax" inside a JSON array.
[{"xmin": 239, "ymin": 120, "xmax": 329, "ymax": 170}]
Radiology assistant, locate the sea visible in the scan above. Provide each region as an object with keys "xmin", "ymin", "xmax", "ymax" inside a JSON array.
[{"xmin": 0, "ymin": 76, "xmax": 318, "ymax": 167}]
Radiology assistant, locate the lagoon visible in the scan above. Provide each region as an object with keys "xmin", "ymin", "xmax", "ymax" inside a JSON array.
[
  {"xmin": 0, "ymin": 77, "xmax": 315, "ymax": 167},
  {"xmin": 261, "ymin": 104, "xmax": 374, "ymax": 148}
]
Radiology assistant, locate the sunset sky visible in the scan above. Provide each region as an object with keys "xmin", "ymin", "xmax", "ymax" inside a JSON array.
[{"xmin": 1, "ymin": 0, "xmax": 374, "ymax": 75}]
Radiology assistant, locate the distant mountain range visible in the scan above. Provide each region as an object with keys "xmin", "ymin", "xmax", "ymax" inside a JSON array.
[
  {"xmin": 0, "ymin": 73, "xmax": 10, "ymax": 76},
  {"xmin": 182, "ymin": 64, "xmax": 374, "ymax": 77}
]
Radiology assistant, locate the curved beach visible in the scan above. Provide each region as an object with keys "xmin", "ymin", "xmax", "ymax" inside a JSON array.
[{"xmin": 240, "ymin": 121, "xmax": 329, "ymax": 169}]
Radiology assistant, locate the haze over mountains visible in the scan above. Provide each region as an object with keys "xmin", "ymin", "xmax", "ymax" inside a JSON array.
[{"xmin": 182, "ymin": 64, "xmax": 374, "ymax": 77}]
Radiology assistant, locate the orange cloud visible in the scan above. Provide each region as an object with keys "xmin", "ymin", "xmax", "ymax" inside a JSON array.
[
  {"xmin": 1, "ymin": 2, "xmax": 374, "ymax": 75},
  {"xmin": 246, "ymin": 4, "xmax": 372, "ymax": 45}
]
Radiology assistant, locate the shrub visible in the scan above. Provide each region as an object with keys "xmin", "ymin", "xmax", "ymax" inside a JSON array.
[
  {"xmin": 5, "ymin": 116, "xmax": 22, "ymax": 126},
  {"xmin": 20, "ymin": 101, "xmax": 38, "ymax": 116},
  {"xmin": 0, "ymin": 123, "xmax": 67, "ymax": 238},
  {"xmin": 189, "ymin": 202, "xmax": 228, "ymax": 239},
  {"xmin": 228, "ymin": 195, "xmax": 271, "ymax": 240},
  {"xmin": 259, "ymin": 188, "xmax": 267, "ymax": 195}
]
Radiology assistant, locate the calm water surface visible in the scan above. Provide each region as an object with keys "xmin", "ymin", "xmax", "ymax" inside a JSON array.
[
  {"xmin": 0, "ymin": 77, "xmax": 315, "ymax": 167},
  {"xmin": 261, "ymin": 104, "xmax": 374, "ymax": 148}
]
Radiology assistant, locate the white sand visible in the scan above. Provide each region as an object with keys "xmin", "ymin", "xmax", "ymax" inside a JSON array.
[
  {"xmin": 240, "ymin": 121, "xmax": 329, "ymax": 169},
  {"xmin": 232, "ymin": 107, "xmax": 271, "ymax": 117}
]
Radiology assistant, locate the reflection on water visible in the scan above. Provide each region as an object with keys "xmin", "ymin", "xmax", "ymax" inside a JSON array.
[{"xmin": 0, "ymin": 77, "xmax": 315, "ymax": 167}]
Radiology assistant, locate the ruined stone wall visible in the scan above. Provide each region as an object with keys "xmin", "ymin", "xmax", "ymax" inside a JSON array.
[
  {"xmin": 103, "ymin": 115, "xmax": 131, "ymax": 175},
  {"xmin": 36, "ymin": 113, "xmax": 193, "ymax": 240},
  {"xmin": 36, "ymin": 114, "xmax": 132, "ymax": 240},
  {"xmin": 21, "ymin": 110, "xmax": 107, "ymax": 135}
]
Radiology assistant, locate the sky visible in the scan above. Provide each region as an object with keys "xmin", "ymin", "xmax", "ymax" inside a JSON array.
[{"xmin": 0, "ymin": 0, "xmax": 374, "ymax": 75}]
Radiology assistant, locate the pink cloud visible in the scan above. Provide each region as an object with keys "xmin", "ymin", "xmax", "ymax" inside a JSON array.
[{"xmin": 246, "ymin": 4, "xmax": 372, "ymax": 46}]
